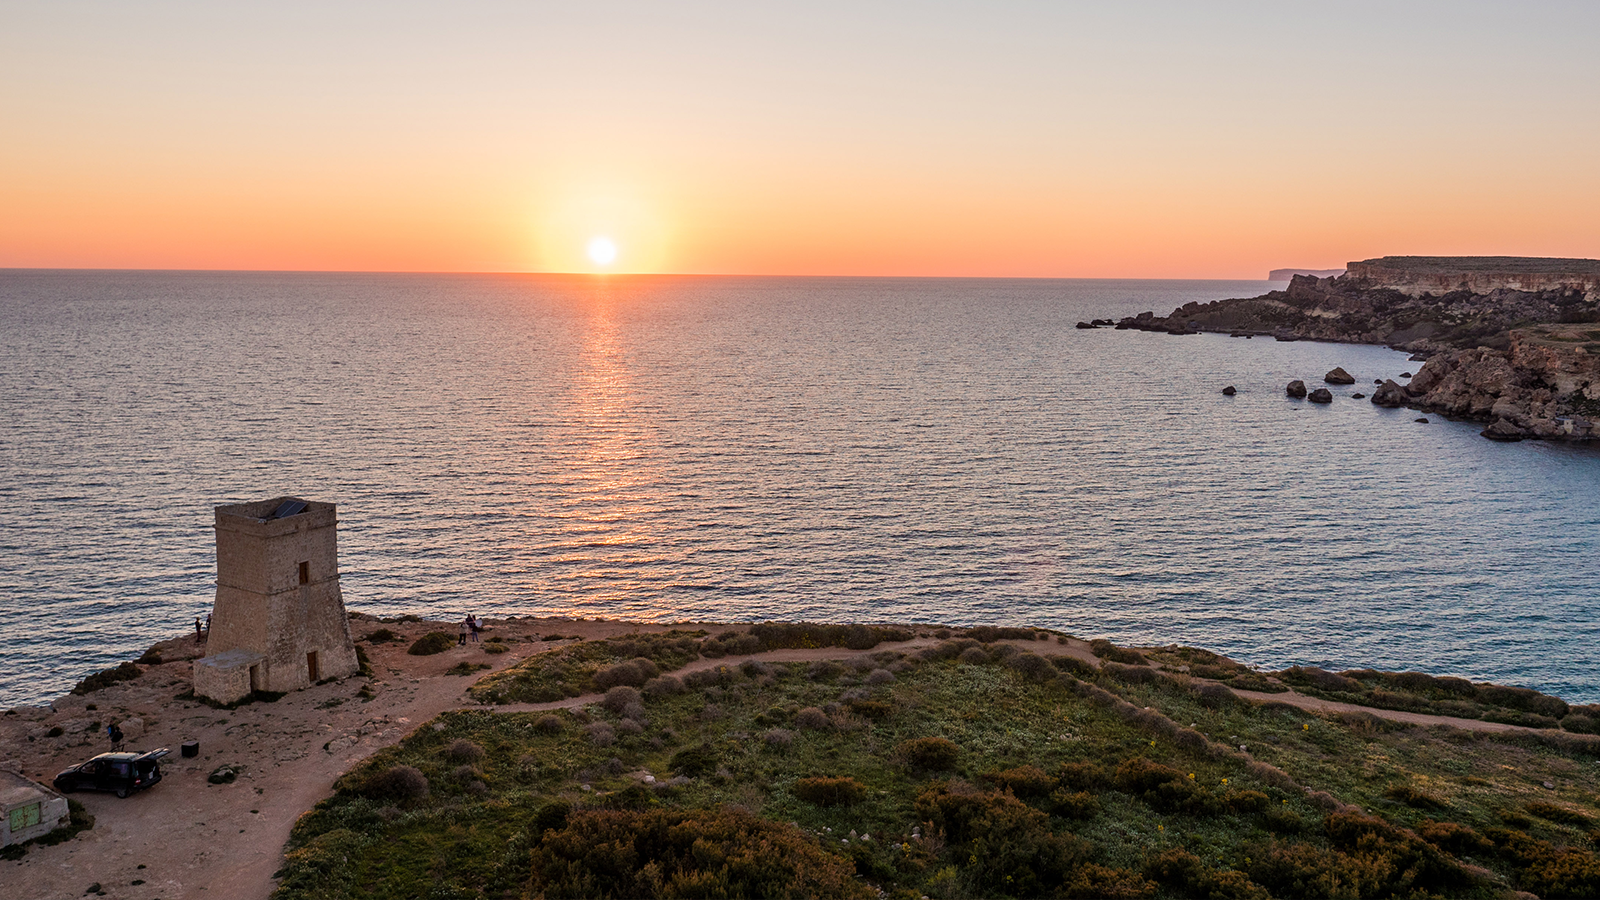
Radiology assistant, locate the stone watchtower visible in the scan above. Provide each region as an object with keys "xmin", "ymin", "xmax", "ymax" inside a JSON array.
[{"xmin": 192, "ymin": 498, "xmax": 359, "ymax": 704}]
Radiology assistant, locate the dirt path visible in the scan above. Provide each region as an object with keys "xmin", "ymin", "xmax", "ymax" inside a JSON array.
[{"xmin": 1229, "ymin": 687, "xmax": 1540, "ymax": 733}]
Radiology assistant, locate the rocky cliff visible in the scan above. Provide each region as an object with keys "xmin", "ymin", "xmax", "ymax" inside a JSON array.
[
  {"xmin": 1101, "ymin": 257, "xmax": 1600, "ymax": 443},
  {"xmin": 1345, "ymin": 256, "xmax": 1600, "ymax": 299}
]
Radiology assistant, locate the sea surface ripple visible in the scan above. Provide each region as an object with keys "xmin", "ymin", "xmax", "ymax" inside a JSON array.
[{"xmin": 2, "ymin": 271, "xmax": 1597, "ymax": 707}]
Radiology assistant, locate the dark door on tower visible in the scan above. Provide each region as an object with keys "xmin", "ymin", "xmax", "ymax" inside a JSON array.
[{"xmin": 307, "ymin": 651, "xmax": 319, "ymax": 683}]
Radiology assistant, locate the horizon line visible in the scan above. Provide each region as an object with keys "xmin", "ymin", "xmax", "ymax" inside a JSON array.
[{"xmin": 0, "ymin": 265, "xmax": 1299, "ymax": 281}]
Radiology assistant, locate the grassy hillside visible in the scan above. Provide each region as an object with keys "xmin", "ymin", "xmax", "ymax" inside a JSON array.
[{"xmin": 276, "ymin": 632, "xmax": 1600, "ymax": 899}]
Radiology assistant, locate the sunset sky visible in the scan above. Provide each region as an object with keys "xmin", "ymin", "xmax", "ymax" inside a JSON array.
[{"xmin": 3, "ymin": 1, "xmax": 1597, "ymax": 277}]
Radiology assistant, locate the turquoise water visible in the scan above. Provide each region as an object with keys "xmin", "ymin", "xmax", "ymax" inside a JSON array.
[{"xmin": 2, "ymin": 270, "xmax": 1597, "ymax": 707}]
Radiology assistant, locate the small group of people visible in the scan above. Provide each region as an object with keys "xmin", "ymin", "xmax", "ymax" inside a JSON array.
[
  {"xmin": 193, "ymin": 613, "xmax": 212, "ymax": 641},
  {"xmin": 459, "ymin": 614, "xmax": 483, "ymax": 645}
]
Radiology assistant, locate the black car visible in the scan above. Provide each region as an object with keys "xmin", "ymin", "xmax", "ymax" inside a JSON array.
[{"xmin": 53, "ymin": 748, "xmax": 169, "ymax": 798}]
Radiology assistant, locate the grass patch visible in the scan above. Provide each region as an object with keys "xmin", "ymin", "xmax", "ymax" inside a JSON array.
[{"xmin": 275, "ymin": 640, "xmax": 1600, "ymax": 899}]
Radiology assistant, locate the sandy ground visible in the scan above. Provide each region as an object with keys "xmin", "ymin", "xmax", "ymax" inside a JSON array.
[{"xmin": 0, "ymin": 618, "xmax": 1549, "ymax": 900}]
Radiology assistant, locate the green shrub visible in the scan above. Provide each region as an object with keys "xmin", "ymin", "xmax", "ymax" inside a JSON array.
[
  {"xmin": 71, "ymin": 661, "xmax": 141, "ymax": 695},
  {"xmin": 845, "ymin": 699, "xmax": 891, "ymax": 719},
  {"xmin": 526, "ymin": 807, "xmax": 872, "ymax": 899},
  {"xmin": 1146, "ymin": 848, "xmax": 1268, "ymax": 900},
  {"xmin": 1090, "ymin": 639, "xmax": 1147, "ymax": 665},
  {"xmin": 407, "ymin": 632, "xmax": 455, "ymax": 655},
  {"xmin": 1384, "ymin": 783, "xmax": 1448, "ymax": 810},
  {"xmin": 1056, "ymin": 761, "xmax": 1108, "ymax": 791},
  {"xmin": 1060, "ymin": 863, "xmax": 1157, "ymax": 899},
  {"xmin": 747, "ymin": 621, "xmax": 912, "ymax": 652},
  {"xmin": 362, "ymin": 628, "xmax": 399, "ymax": 643},
  {"xmin": 792, "ymin": 776, "xmax": 866, "ymax": 806},
  {"xmin": 914, "ymin": 781, "xmax": 1092, "ymax": 897},
  {"xmin": 1418, "ymin": 819, "xmax": 1493, "ymax": 855},
  {"xmin": 483, "ymin": 641, "xmax": 509, "ymax": 654},
  {"xmin": 1487, "ymin": 827, "xmax": 1600, "ymax": 898},
  {"xmin": 444, "ymin": 739, "xmax": 485, "ymax": 763},
  {"xmin": 983, "ymin": 765, "xmax": 1054, "ymax": 798},
  {"xmin": 361, "ymin": 765, "xmax": 429, "ymax": 802},
  {"xmin": 897, "ymin": 737, "xmax": 960, "ymax": 771},
  {"xmin": 1528, "ymin": 801, "xmax": 1593, "ymax": 828},
  {"xmin": 1114, "ymin": 758, "xmax": 1219, "ymax": 816},
  {"xmin": 1049, "ymin": 789, "xmax": 1101, "ymax": 820},
  {"xmin": 669, "ymin": 743, "xmax": 719, "ymax": 777}
]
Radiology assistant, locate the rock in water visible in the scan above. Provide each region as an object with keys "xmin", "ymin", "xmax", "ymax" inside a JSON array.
[
  {"xmin": 1371, "ymin": 380, "xmax": 1407, "ymax": 408},
  {"xmin": 1351, "ymin": 392, "xmax": 1366, "ymax": 399},
  {"xmin": 1221, "ymin": 386, "xmax": 1236, "ymax": 396},
  {"xmin": 1414, "ymin": 417, "xmax": 1429, "ymax": 423},
  {"xmin": 1286, "ymin": 380, "xmax": 1307, "ymax": 398},
  {"xmin": 1323, "ymin": 367, "xmax": 1356, "ymax": 384},
  {"xmin": 1482, "ymin": 419, "xmax": 1526, "ymax": 442},
  {"xmin": 1075, "ymin": 321, "xmax": 1095, "ymax": 329},
  {"xmin": 1308, "ymin": 388, "xmax": 1334, "ymax": 403}
]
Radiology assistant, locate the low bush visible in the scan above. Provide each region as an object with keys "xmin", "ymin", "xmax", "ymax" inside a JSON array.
[
  {"xmin": 595, "ymin": 659, "xmax": 657, "ymax": 690},
  {"xmin": 846, "ymin": 699, "xmax": 891, "ymax": 719},
  {"xmin": 483, "ymin": 642, "xmax": 509, "ymax": 654},
  {"xmin": 914, "ymin": 781, "xmax": 1093, "ymax": 897},
  {"xmin": 1384, "ymin": 783, "xmax": 1448, "ymax": 810},
  {"xmin": 957, "ymin": 646, "xmax": 989, "ymax": 665},
  {"xmin": 1090, "ymin": 639, "xmax": 1148, "ymax": 666},
  {"xmin": 1060, "ymin": 863, "xmax": 1157, "ymax": 899},
  {"xmin": 444, "ymin": 739, "xmax": 485, "ymax": 763},
  {"xmin": 749, "ymin": 621, "xmax": 913, "ymax": 652},
  {"xmin": 1280, "ymin": 665, "xmax": 1363, "ymax": 694},
  {"xmin": 1049, "ymin": 789, "xmax": 1101, "ymax": 820},
  {"xmin": 794, "ymin": 707, "xmax": 831, "ymax": 731},
  {"xmin": 406, "ymin": 632, "xmax": 455, "ymax": 656},
  {"xmin": 1418, "ymin": 819, "xmax": 1494, "ymax": 855},
  {"xmin": 1561, "ymin": 712, "xmax": 1600, "ymax": 735},
  {"xmin": 71, "ymin": 662, "xmax": 142, "ymax": 695},
  {"xmin": 983, "ymin": 764, "xmax": 1054, "ymax": 798},
  {"xmin": 533, "ymin": 714, "xmax": 563, "ymax": 734},
  {"xmin": 793, "ymin": 775, "xmax": 866, "ymax": 806},
  {"xmin": 1114, "ymin": 757, "xmax": 1220, "ymax": 816},
  {"xmin": 603, "ymin": 685, "xmax": 643, "ymax": 714},
  {"xmin": 362, "ymin": 765, "xmax": 429, "ymax": 802},
  {"xmin": 1487, "ymin": 827, "xmax": 1600, "ymax": 898},
  {"xmin": 668, "ymin": 743, "xmax": 719, "ymax": 778},
  {"xmin": 865, "ymin": 667, "xmax": 895, "ymax": 685},
  {"xmin": 1055, "ymin": 761, "xmax": 1108, "ymax": 791},
  {"xmin": 1146, "ymin": 848, "xmax": 1268, "ymax": 900},
  {"xmin": 964, "ymin": 625, "xmax": 1038, "ymax": 643},
  {"xmin": 1528, "ymin": 801, "xmax": 1593, "ymax": 828},
  {"xmin": 526, "ymin": 807, "xmax": 873, "ymax": 899},
  {"xmin": 1004, "ymin": 652, "xmax": 1057, "ymax": 683},
  {"xmin": 897, "ymin": 737, "xmax": 961, "ymax": 771},
  {"xmin": 585, "ymin": 722, "xmax": 615, "ymax": 746},
  {"xmin": 362, "ymin": 628, "xmax": 399, "ymax": 643}
]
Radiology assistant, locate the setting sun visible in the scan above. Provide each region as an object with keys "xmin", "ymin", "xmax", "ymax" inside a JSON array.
[{"xmin": 587, "ymin": 236, "xmax": 618, "ymax": 267}]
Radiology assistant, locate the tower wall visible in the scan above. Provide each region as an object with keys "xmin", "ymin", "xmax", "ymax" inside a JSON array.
[{"xmin": 196, "ymin": 497, "xmax": 358, "ymax": 701}]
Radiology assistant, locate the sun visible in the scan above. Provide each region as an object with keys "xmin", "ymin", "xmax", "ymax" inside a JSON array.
[{"xmin": 587, "ymin": 236, "xmax": 618, "ymax": 266}]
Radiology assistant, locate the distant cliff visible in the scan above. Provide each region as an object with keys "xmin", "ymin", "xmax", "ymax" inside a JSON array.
[
  {"xmin": 1346, "ymin": 256, "xmax": 1600, "ymax": 298},
  {"xmin": 1101, "ymin": 256, "xmax": 1600, "ymax": 442},
  {"xmin": 1268, "ymin": 267, "xmax": 1345, "ymax": 280}
]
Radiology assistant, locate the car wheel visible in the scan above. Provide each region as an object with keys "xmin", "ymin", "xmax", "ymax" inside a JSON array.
[{"xmin": 115, "ymin": 788, "xmax": 128, "ymax": 798}]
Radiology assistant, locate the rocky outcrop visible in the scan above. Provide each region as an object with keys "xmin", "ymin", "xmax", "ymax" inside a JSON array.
[
  {"xmin": 1307, "ymin": 388, "xmax": 1333, "ymax": 403},
  {"xmin": 1099, "ymin": 257, "xmax": 1600, "ymax": 443},
  {"xmin": 1111, "ymin": 261, "xmax": 1600, "ymax": 358},
  {"xmin": 1382, "ymin": 330, "xmax": 1600, "ymax": 440},
  {"xmin": 1371, "ymin": 380, "xmax": 1408, "ymax": 408},
  {"xmin": 1286, "ymin": 380, "xmax": 1307, "ymax": 398}
]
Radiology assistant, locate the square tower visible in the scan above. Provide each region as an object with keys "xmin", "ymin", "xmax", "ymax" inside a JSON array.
[{"xmin": 192, "ymin": 497, "xmax": 359, "ymax": 704}]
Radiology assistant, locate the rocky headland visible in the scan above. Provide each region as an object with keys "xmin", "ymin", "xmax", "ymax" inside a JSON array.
[{"xmin": 1094, "ymin": 256, "xmax": 1600, "ymax": 443}]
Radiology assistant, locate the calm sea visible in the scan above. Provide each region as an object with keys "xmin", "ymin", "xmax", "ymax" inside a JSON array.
[{"xmin": 2, "ymin": 271, "xmax": 1597, "ymax": 708}]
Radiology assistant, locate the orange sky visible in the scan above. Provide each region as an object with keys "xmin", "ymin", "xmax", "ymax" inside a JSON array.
[{"xmin": 3, "ymin": 3, "xmax": 1597, "ymax": 277}]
